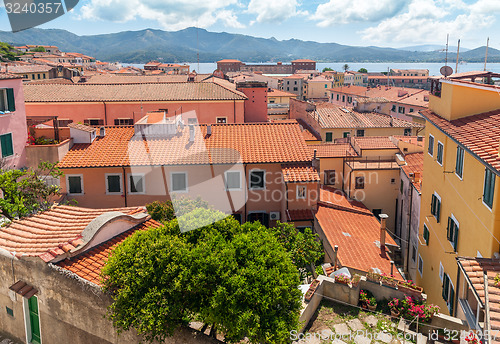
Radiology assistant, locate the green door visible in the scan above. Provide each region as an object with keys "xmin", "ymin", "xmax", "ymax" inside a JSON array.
[{"xmin": 27, "ymin": 296, "xmax": 41, "ymax": 344}]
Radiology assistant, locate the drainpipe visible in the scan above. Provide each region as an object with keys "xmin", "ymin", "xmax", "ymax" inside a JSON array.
[
  {"xmin": 244, "ymin": 164, "xmax": 248, "ymax": 222},
  {"xmin": 122, "ymin": 167, "xmax": 127, "ymax": 207},
  {"xmin": 103, "ymin": 101, "xmax": 108, "ymax": 125},
  {"xmin": 405, "ymin": 183, "xmax": 413, "ymax": 275}
]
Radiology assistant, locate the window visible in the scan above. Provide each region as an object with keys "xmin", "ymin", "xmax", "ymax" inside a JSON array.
[
  {"xmin": 0, "ymin": 88, "xmax": 15, "ymax": 112},
  {"xmin": 409, "ymin": 108, "xmax": 414, "ymax": 113},
  {"xmin": 404, "ymin": 128, "xmax": 412, "ymax": 136},
  {"xmin": 324, "ymin": 170, "xmax": 336, "ymax": 185},
  {"xmin": 225, "ymin": 171, "xmax": 241, "ymax": 190},
  {"xmin": 483, "ymin": 168, "xmax": 496, "ymax": 209},
  {"xmin": 114, "ymin": 118, "xmax": 133, "ymax": 125},
  {"xmin": 391, "ymin": 105, "xmax": 396, "ymax": 112},
  {"xmin": 398, "ymin": 106, "xmax": 405, "ymax": 114},
  {"xmin": 325, "ymin": 132, "xmax": 333, "ymax": 142},
  {"xmin": 106, "ymin": 174, "xmax": 122, "ymax": 194},
  {"xmin": 57, "ymin": 119, "xmax": 73, "ymax": 127},
  {"xmin": 336, "ymin": 94, "xmax": 339, "ymax": 101},
  {"xmin": 442, "ymin": 273, "xmax": 455, "ymax": 314},
  {"xmin": 84, "ymin": 119, "xmax": 104, "ymax": 126},
  {"xmin": 355, "ymin": 176, "xmax": 364, "ymax": 189},
  {"xmin": 249, "ymin": 170, "xmax": 265, "ymax": 189},
  {"xmin": 247, "ymin": 212, "xmax": 269, "ymax": 227},
  {"xmin": 269, "ymin": 99, "xmax": 275, "ymax": 104},
  {"xmin": 343, "ymin": 132, "xmax": 350, "ymax": 138},
  {"xmin": 455, "ymin": 146, "xmax": 464, "ymax": 179},
  {"xmin": 447, "ymin": 216, "xmax": 459, "ymax": 252},
  {"xmin": 342, "ymin": 95, "xmax": 345, "ymax": 102},
  {"xmin": 129, "ymin": 174, "xmax": 145, "ymax": 194},
  {"xmin": 232, "ymin": 213, "xmax": 242, "ymax": 224},
  {"xmin": 391, "ymin": 178, "xmax": 396, "ymax": 184},
  {"xmin": 400, "ymin": 180, "xmax": 404, "ymax": 193},
  {"xmin": 356, "ymin": 129, "xmax": 365, "ymax": 137},
  {"xmin": 431, "ymin": 193, "xmax": 441, "ymax": 222},
  {"xmin": 171, "ymin": 172, "xmax": 187, "ymax": 192},
  {"xmin": 439, "ymin": 262, "xmax": 444, "ymax": 282},
  {"xmin": 216, "ymin": 117, "xmax": 227, "ymax": 124},
  {"xmin": 347, "ymin": 96, "xmax": 352, "ymax": 103},
  {"xmin": 437, "ymin": 141, "xmax": 444, "ymax": 165},
  {"xmin": 67, "ymin": 175, "xmax": 83, "ymax": 195},
  {"xmin": 411, "ymin": 245, "xmax": 417, "ymax": 263},
  {"xmin": 0, "ymin": 133, "xmax": 14, "ymax": 158},
  {"xmin": 372, "ymin": 209, "xmax": 382, "ymax": 220},
  {"xmin": 428, "ymin": 135, "xmax": 434, "ymax": 156},
  {"xmin": 297, "ymin": 186, "xmax": 306, "ymax": 199},
  {"xmin": 423, "ymin": 224, "xmax": 429, "ymax": 245},
  {"xmin": 293, "ymin": 87, "xmax": 298, "ymax": 92},
  {"xmin": 418, "ymin": 254, "xmax": 423, "ymax": 277}
]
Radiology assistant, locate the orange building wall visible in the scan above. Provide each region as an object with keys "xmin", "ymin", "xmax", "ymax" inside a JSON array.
[
  {"xmin": 26, "ymin": 100, "xmax": 245, "ymax": 125},
  {"xmin": 237, "ymin": 87, "xmax": 268, "ymax": 122}
]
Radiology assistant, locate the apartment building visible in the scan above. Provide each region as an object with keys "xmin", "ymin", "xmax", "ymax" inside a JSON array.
[{"xmin": 416, "ymin": 73, "xmax": 500, "ymax": 318}]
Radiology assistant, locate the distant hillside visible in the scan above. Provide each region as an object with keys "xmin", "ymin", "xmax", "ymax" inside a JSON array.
[
  {"xmin": 0, "ymin": 27, "xmax": 498, "ymax": 64},
  {"xmin": 399, "ymin": 44, "xmax": 471, "ymax": 52}
]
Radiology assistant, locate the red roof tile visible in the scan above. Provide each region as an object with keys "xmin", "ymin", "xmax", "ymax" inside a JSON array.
[
  {"xmin": 316, "ymin": 187, "xmax": 401, "ymax": 278},
  {"xmin": 287, "ymin": 209, "xmax": 314, "ymax": 221},
  {"xmin": 353, "ymin": 136, "xmax": 398, "ymax": 150},
  {"xmin": 309, "ymin": 143, "xmax": 358, "ymax": 158},
  {"xmin": 421, "ymin": 109, "xmax": 500, "ymax": 173},
  {"xmin": 0, "ymin": 205, "xmax": 144, "ymax": 257},
  {"xmin": 57, "ymin": 218, "xmax": 161, "ymax": 285},
  {"xmin": 281, "ymin": 163, "xmax": 319, "ymax": 183},
  {"xmin": 401, "ymin": 152, "xmax": 423, "ymax": 193},
  {"xmin": 58, "ymin": 122, "xmax": 311, "ymax": 168}
]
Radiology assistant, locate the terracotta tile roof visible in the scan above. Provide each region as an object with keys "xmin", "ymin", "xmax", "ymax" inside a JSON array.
[
  {"xmin": 26, "ymin": 78, "xmax": 74, "ymax": 85},
  {"xmin": 458, "ymin": 257, "xmax": 500, "ymax": 336},
  {"xmin": 392, "ymin": 135, "xmax": 425, "ymax": 147},
  {"xmin": 0, "ymin": 73, "xmax": 23, "ymax": 80},
  {"xmin": 316, "ymin": 187, "xmax": 402, "ymax": 279},
  {"xmin": 401, "ymin": 153, "xmax": 424, "ymax": 193},
  {"xmin": 329, "ymin": 85, "xmax": 429, "ymax": 105},
  {"xmin": 353, "ymin": 136, "xmax": 398, "ymax": 150},
  {"xmin": 268, "ymin": 88, "xmax": 297, "ymax": 97},
  {"xmin": 295, "ymin": 118, "xmax": 322, "ymax": 141},
  {"xmin": 281, "ymin": 163, "xmax": 319, "ymax": 183},
  {"xmin": 319, "ymin": 187, "xmax": 372, "ymax": 214},
  {"xmin": 58, "ymin": 122, "xmax": 311, "ymax": 168},
  {"xmin": 287, "ymin": 209, "xmax": 314, "ymax": 221},
  {"xmin": 24, "ymin": 82, "xmax": 247, "ymax": 102},
  {"xmin": 57, "ymin": 218, "xmax": 162, "ymax": 285},
  {"xmin": 309, "ymin": 143, "xmax": 358, "ymax": 158},
  {"xmin": 0, "ymin": 205, "xmax": 144, "ymax": 258},
  {"xmin": 292, "ymin": 59, "xmax": 316, "ymax": 63},
  {"xmin": 217, "ymin": 59, "xmax": 243, "ymax": 63},
  {"xmin": 421, "ymin": 108, "xmax": 500, "ymax": 173},
  {"xmin": 85, "ymin": 73, "xmax": 211, "ymax": 84},
  {"xmin": 6, "ymin": 65, "xmax": 53, "ymax": 73},
  {"xmin": 310, "ymin": 104, "xmax": 422, "ymax": 129},
  {"xmin": 68, "ymin": 123, "xmax": 96, "ymax": 133}
]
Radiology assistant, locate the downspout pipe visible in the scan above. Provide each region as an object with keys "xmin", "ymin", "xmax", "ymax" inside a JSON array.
[{"xmin": 122, "ymin": 167, "xmax": 128, "ymax": 207}]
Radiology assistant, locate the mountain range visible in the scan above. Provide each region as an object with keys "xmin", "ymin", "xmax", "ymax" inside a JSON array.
[{"xmin": 0, "ymin": 27, "xmax": 498, "ymax": 64}]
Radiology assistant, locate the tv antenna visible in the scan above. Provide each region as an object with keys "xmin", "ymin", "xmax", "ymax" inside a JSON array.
[
  {"xmin": 444, "ymin": 33, "xmax": 449, "ymax": 67},
  {"xmin": 484, "ymin": 37, "xmax": 489, "ymax": 71},
  {"xmin": 455, "ymin": 39, "xmax": 460, "ymax": 74},
  {"xmin": 440, "ymin": 34, "xmax": 453, "ymax": 78}
]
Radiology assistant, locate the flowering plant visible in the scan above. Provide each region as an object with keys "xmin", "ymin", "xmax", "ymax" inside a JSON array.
[
  {"xmin": 335, "ymin": 273, "xmax": 351, "ymax": 284},
  {"xmin": 396, "ymin": 295, "xmax": 439, "ymax": 322},
  {"xmin": 388, "ymin": 298, "xmax": 399, "ymax": 309},
  {"xmin": 465, "ymin": 331, "xmax": 480, "ymax": 344},
  {"xmin": 495, "ymin": 273, "xmax": 500, "ymax": 287},
  {"xmin": 359, "ymin": 290, "xmax": 377, "ymax": 307}
]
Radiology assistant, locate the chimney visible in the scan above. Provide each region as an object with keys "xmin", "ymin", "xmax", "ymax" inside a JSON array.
[
  {"xmin": 207, "ymin": 124, "xmax": 212, "ymax": 136},
  {"xmin": 189, "ymin": 125, "xmax": 195, "ymax": 142},
  {"xmin": 312, "ymin": 149, "xmax": 320, "ymax": 170},
  {"xmin": 332, "ymin": 245, "xmax": 339, "ymax": 270},
  {"xmin": 99, "ymin": 126, "xmax": 105, "ymax": 137},
  {"xmin": 379, "ymin": 214, "xmax": 389, "ymax": 251}
]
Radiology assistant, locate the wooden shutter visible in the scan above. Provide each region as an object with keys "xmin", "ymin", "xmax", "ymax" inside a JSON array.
[
  {"xmin": 449, "ymin": 283, "xmax": 455, "ymax": 314},
  {"xmin": 6, "ymin": 88, "xmax": 15, "ymax": 112},
  {"xmin": 447, "ymin": 217, "xmax": 452, "ymax": 241},
  {"xmin": 431, "ymin": 195, "xmax": 436, "ymax": 215},
  {"xmin": 442, "ymin": 273, "xmax": 449, "ymax": 300},
  {"xmin": 436, "ymin": 198, "xmax": 441, "ymax": 223},
  {"xmin": 453, "ymin": 226, "xmax": 459, "ymax": 252}
]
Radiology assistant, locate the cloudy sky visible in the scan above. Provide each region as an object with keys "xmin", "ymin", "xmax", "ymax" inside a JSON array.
[{"xmin": 1, "ymin": 0, "xmax": 499, "ymax": 48}]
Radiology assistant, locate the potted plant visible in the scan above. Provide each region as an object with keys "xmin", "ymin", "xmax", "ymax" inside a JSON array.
[
  {"xmin": 334, "ymin": 273, "xmax": 351, "ymax": 285},
  {"xmin": 495, "ymin": 273, "xmax": 500, "ymax": 287},
  {"xmin": 381, "ymin": 273, "xmax": 397, "ymax": 288},
  {"xmin": 359, "ymin": 290, "xmax": 377, "ymax": 310},
  {"xmin": 351, "ymin": 274, "xmax": 361, "ymax": 288},
  {"xmin": 305, "ymin": 279, "xmax": 320, "ymax": 302},
  {"xmin": 388, "ymin": 298, "xmax": 401, "ymax": 317},
  {"xmin": 397, "ymin": 279, "xmax": 423, "ymax": 297},
  {"xmin": 367, "ymin": 271, "xmax": 382, "ymax": 283}
]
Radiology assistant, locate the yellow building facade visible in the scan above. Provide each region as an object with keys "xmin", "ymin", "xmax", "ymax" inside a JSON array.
[{"xmin": 417, "ymin": 79, "xmax": 500, "ymax": 316}]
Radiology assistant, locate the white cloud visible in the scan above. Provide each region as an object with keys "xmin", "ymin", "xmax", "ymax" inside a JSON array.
[
  {"xmin": 247, "ymin": 0, "xmax": 305, "ymax": 24},
  {"xmin": 360, "ymin": 0, "xmax": 495, "ymax": 43},
  {"xmin": 78, "ymin": 0, "xmax": 244, "ymax": 30},
  {"xmin": 469, "ymin": 0, "xmax": 500, "ymax": 14},
  {"xmin": 312, "ymin": 0, "xmax": 406, "ymax": 27}
]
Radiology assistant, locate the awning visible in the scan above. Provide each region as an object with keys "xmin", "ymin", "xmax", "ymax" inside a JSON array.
[{"xmin": 9, "ymin": 281, "xmax": 38, "ymax": 299}]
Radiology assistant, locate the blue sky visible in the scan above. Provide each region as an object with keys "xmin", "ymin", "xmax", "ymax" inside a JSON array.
[{"xmin": 1, "ymin": 0, "xmax": 499, "ymax": 49}]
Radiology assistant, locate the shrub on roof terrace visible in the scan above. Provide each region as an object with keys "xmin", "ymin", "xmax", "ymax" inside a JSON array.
[{"xmin": 102, "ymin": 207, "xmax": 304, "ymax": 343}]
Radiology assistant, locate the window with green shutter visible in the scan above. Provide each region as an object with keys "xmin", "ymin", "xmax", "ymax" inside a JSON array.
[
  {"xmin": 428, "ymin": 135, "xmax": 434, "ymax": 156},
  {"xmin": 431, "ymin": 193, "xmax": 441, "ymax": 223},
  {"xmin": 423, "ymin": 224, "xmax": 429, "ymax": 245},
  {"xmin": 6, "ymin": 88, "xmax": 15, "ymax": 112},
  {"xmin": 442, "ymin": 273, "xmax": 449, "ymax": 301},
  {"xmin": 455, "ymin": 146, "xmax": 464, "ymax": 179},
  {"xmin": 0, "ymin": 133, "xmax": 14, "ymax": 158},
  {"xmin": 483, "ymin": 168, "xmax": 495, "ymax": 209},
  {"xmin": 325, "ymin": 132, "xmax": 333, "ymax": 142},
  {"xmin": 447, "ymin": 216, "xmax": 459, "ymax": 251}
]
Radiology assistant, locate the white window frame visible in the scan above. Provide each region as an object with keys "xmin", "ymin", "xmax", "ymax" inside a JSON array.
[
  {"xmin": 432, "ymin": 192, "xmax": 441, "ymax": 221},
  {"xmin": 448, "ymin": 213, "xmax": 459, "ymax": 249},
  {"xmin": 439, "ymin": 262, "xmax": 444, "ymax": 282},
  {"xmin": 297, "ymin": 185, "xmax": 307, "ymax": 199},
  {"xmin": 23, "ymin": 296, "xmax": 42, "ymax": 344},
  {"xmin": 105, "ymin": 173, "xmax": 122, "ymax": 195},
  {"xmin": 411, "ymin": 244, "xmax": 417, "ymax": 263},
  {"xmin": 66, "ymin": 174, "xmax": 84, "ymax": 195},
  {"xmin": 482, "ymin": 168, "xmax": 495, "ymax": 212},
  {"xmin": 128, "ymin": 173, "xmax": 146, "ymax": 194},
  {"xmin": 437, "ymin": 141, "xmax": 444, "ymax": 166},
  {"xmin": 428, "ymin": 134, "xmax": 435, "ymax": 157},
  {"xmin": 418, "ymin": 254, "xmax": 423, "ymax": 277},
  {"xmin": 249, "ymin": 169, "xmax": 266, "ymax": 190},
  {"xmin": 170, "ymin": 172, "xmax": 188, "ymax": 193},
  {"xmin": 455, "ymin": 146, "xmax": 464, "ymax": 181},
  {"xmin": 0, "ymin": 88, "xmax": 12, "ymax": 114},
  {"xmin": 224, "ymin": 171, "xmax": 241, "ymax": 191}
]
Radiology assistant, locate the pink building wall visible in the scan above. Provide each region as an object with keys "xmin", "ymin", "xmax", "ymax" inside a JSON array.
[
  {"xmin": 237, "ymin": 86, "xmax": 268, "ymax": 122},
  {"xmin": 0, "ymin": 77, "xmax": 28, "ymax": 169},
  {"xmin": 25, "ymin": 100, "xmax": 246, "ymax": 125}
]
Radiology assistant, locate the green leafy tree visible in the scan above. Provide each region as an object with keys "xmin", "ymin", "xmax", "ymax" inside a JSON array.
[
  {"xmin": 145, "ymin": 197, "xmax": 209, "ymax": 224},
  {"xmin": 322, "ymin": 67, "xmax": 334, "ymax": 72},
  {"xmin": 343, "ymin": 64, "xmax": 350, "ymax": 72},
  {"xmin": 0, "ymin": 162, "xmax": 63, "ymax": 220},
  {"xmin": 31, "ymin": 46, "xmax": 46, "ymax": 52},
  {"xmin": 102, "ymin": 208, "xmax": 303, "ymax": 344},
  {"xmin": 358, "ymin": 68, "xmax": 368, "ymax": 73}
]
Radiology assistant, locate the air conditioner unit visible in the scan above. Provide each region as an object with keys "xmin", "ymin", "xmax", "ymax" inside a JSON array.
[{"xmin": 270, "ymin": 212, "xmax": 280, "ymax": 221}]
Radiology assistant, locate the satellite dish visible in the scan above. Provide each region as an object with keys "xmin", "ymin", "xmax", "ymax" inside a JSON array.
[{"xmin": 440, "ymin": 65, "xmax": 453, "ymax": 77}]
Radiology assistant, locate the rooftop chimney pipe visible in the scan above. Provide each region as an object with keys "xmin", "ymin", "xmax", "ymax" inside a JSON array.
[
  {"xmin": 189, "ymin": 125, "xmax": 195, "ymax": 142},
  {"xmin": 379, "ymin": 214, "xmax": 389, "ymax": 251}
]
